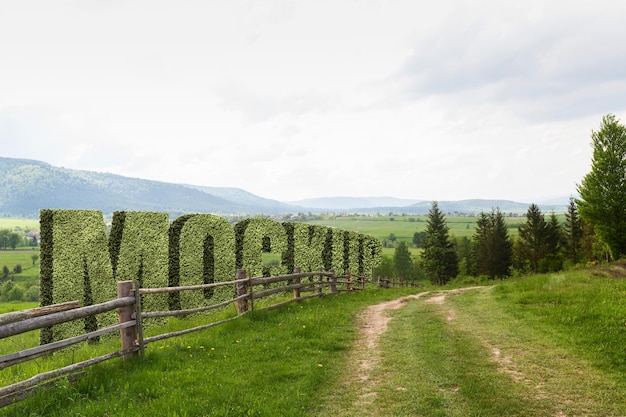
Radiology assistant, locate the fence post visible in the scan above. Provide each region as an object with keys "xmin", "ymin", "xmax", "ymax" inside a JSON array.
[
  {"xmin": 235, "ymin": 269, "xmax": 248, "ymax": 314},
  {"xmin": 329, "ymin": 269, "xmax": 337, "ymax": 294},
  {"xmin": 293, "ymin": 267, "xmax": 301, "ymax": 299},
  {"xmin": 117, "ymin": 281, "xmax": 138, "ymax": 360},
  {"xmin": 133, "ymin": 280, "xmax": 145, "ymax": 356},
  {"xmin": 377, "ymin": 275, "xmax": 381, "ymax": 288},
  {"xmin": 361, "ymin": 274, "xmax": 365, "ymax": 290},
  {"xmin": 317, "ymin": 270, "xmax": 323, "ymax": 297},
  {"xmin": 346, "ymin": 270, "xmax": 351, "ymax": 291}
]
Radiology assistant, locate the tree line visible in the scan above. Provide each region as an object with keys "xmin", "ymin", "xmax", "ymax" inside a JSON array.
[
  {"xmin": 0, "ymin": 228, "xmax": 38, "ymax": 250},
  {"xmin": 376, "ymin": 114, "xmax": 625, "ymax": 285}
]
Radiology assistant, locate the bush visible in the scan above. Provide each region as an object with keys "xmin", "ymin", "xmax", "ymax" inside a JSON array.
[
  {"xmin": 13, "ymin": 264, "xmax": 22, "ymax": 274},
  {"xmin": 6, "ymin": 284, "xmax": 25, "ymax": 302},
  {"xmin": 0, "ymin": 280, "xmax": 13, "ymax": 299},
  {"xmin": 25, "ymin": 285, "xmax": 40, "ymax": 302}
]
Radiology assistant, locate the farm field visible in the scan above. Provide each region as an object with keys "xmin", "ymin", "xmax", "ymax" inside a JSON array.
[
  {"xmin": 0, "ymin": 219, "xmax": 38, "ymax": 233},
  {"xmin": 305, "ymin": 214, "xmax": 527, "ymax": 241},
  {"xmin": 0, "ymin": 249, "xmax": 40, "ymax": 306},
  {"xmin": 2, "ymin": 264, "xmax": 626, "ymax": 415},
  {"xmin": 305, "ymin": 214, "xmax": 528, "ymax": 257}
]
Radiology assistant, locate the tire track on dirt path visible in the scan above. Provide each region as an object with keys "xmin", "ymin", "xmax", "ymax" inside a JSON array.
[
  {"xmin": 350, "ymin": 292, "xmax": 430, "ymax": 411},
  {"xmin": 343, "ymin": 287, "xmax": 490, "ymax": 415}
]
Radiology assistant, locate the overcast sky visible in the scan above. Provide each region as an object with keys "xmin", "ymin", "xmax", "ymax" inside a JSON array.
[{"xmin": 2, "ymin": 1, "xmax": 625, "ymax": 203}]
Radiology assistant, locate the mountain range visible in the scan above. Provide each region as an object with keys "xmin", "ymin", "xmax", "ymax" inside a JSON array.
[{"xmin": 0, "ymin": 156, "xmax": 569, "ymax": 218}]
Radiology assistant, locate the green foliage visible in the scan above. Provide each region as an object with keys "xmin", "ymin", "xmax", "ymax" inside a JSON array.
[
  {"xmin": 233, "ymin": 218, "xmax": 252, "ymax": 270},
  {"xmin": 362, "ymin": 235, "xmax": 382, "ymax": 278},
  {"xmin": 374, "ymin": 255, "xmax": 394, "ymax": 278},
  {"xmin": 393, "ymin": 240, "xmax": 413, "ymax": 279},
  {"xmin": 37, "ymin": 210, "xmax": 381, "ymax": 346},
  {"xmin": 347, "ymin": 231, "xmax": 361, "ymax": 275},
  {"xmin": 515, "ymin": 204, "xmax": 552, "ymax": 273},
  {"xmin": 420, "ymin": 202, "xmax": 459, "ymax": 285},
  {"xmin": 563, "ymin": 197, "xmax": 584, "ymax": 264},
  {"xmin": 577, "ymin": 114, "xmax": 626, "ymax": 259},
  {"xmin": 455, "ymin": 236, "xmax": 474, "ymax": 276},
  {"xmin": 39, "ymin": 210, "xmax": 116, "ymax": 344},
  {"xmin": 111, "ymin": 211, "xmax": 169, "ymax": 314},
  {"xmin": 281, "ymin": 222, "xmax": 296, "ymax": 273},
  {"xmin": 412, "ymin": 231, "xmax": 427, "ymax": 248},
  {"xmin": 238, "ymin": 218, "xmax": 288, "ymax": 277},
  {"xmin": 292, "ymin": 223, "xmax": 328, "ymax": 272},
  {"xmin": 473, "ymin": 209, "xmax": 513, "ymax": 279},
  {"xmin": 168, "ymin": 214, "xmax": 235, "ymax": 310},
  {"xmin": 331, "ymin": 229, "xmax": 347, "ymax": 274}
]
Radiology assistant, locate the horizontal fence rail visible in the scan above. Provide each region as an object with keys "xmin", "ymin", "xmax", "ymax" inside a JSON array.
[{"xmin": 0, "ymin": 268, "xmax": 370, "ymax": 409}]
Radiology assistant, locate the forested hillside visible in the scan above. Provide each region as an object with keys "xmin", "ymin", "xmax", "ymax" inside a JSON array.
[{"xmin": 0, "ymin": 157, "xmax": 295, "ymax": 217}]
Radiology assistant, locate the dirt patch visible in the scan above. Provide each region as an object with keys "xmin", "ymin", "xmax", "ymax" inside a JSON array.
[{"xmin": 359, "ymin": 293, "xmax": 428, "ymax": 350}]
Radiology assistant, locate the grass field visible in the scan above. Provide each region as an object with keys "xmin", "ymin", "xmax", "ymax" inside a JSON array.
[
  {"xmin": 305, "ymin": 214, "xmax": 528, "ymax": 258},
  {"xmin": 306, "ymin": 214, "xmax": 527, "ymax": 241},
  {"xmin": 0, "ymin": 219, "xmax": 39, "ymax": 232},
  {"xmin": 2, "ymin": 264, "xmax": 626, "ymax": 416}
]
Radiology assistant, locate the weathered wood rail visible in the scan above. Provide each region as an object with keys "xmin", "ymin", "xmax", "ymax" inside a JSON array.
[
  {"xmin": 377, "ymin": 276, "xmax": 423, "ymax": 288},
  {"xmin": 0, "ymin": 268, "xmax": 366, "ymax": 408}
]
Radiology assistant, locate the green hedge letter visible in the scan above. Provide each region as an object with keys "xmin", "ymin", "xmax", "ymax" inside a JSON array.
[
  {"xmin": 39, "ymin": 210, "xmax": 116, "ymax": 344},
  {"xmin": 169, "ymin": 214, "xmax": 235, "ymax": 310}
]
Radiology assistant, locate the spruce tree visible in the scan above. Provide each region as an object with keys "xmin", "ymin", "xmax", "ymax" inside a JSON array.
[
  {"xmin": 393, "ymin": 240, "xmax": 413, "ymax": 281},
  {"xmin": 473, "ymin": 209, "xmax": 513, "ymax": 279},
  {"xmin": 563, "ymin": 197, "xmax": 583, "ymax": 263},
  {"xmin": 544, "ymin": 212, "xmax": 564, "ymax": 271},
  {"xmin": 420, "ymin": 202, "xmax": 458, "ymax": 285},
  {"xmin": 516, "ymin": 203, "xmax": 549, "ymax": 273}
]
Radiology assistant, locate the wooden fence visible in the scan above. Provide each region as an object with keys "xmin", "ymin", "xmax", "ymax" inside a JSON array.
[
  {"xmin": 0, "ymin": 268, "xmax": 366, "ymax": 408},
  {"xmin": 377, "ymin": 276, "xmax": 423, "ymax": 288}
]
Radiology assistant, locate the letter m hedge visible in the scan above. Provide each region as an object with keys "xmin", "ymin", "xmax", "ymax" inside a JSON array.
[{"xmin": 39, "ymin": 210, "xmax": 168, "ymax": 345}]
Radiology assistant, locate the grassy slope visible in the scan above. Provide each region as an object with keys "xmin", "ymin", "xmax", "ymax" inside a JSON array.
[
  {"xmin": 0, "ymin": 288, "xmax": 420, "ymax": 417},
  {"xmin": 3, "ymin": 264, "xmax": 626, "ymax": 416},
  {"xmin": 320, "ymin": 266, "xmax": 626, "ymax": 416}
]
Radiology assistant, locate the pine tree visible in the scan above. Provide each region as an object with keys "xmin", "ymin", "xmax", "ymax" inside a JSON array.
[
  {"xmin": 563, "ymin": 197, "xmax": 583, "ymax": 263},
  {"xmin": 473, "ymin": 209, "xmax": 513, "ymax": 279},
  {"xmin": 393, "ymin": 240, "xmax": 413, "ymax": 281},
  {"xmin": 420, "ymin": 202, "xmax": 458, "ymax": 285},
  {"xmin": 516, "ymin": 203, "xmax": 549, "ymax": 273},
  {"xmin": 544, "ymin": 212, "xmax": 564, "ymax": 271}
]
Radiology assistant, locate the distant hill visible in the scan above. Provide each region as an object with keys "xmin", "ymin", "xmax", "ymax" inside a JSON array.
[
  {"xmin": 0, "ymin": 156, "xmax": 570, "ymax": 218},
  {"xmin": 0, "ymin": 157, "xmax": 296, "ymax": 218},
  {"xmin": 288, "ymin": 196, "xmax": 568, "ymax": 215}
]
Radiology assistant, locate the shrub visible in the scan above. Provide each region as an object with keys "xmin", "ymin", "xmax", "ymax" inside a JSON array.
[
  {"xmin": 25, "ymin": 285, "xmax": 40, "ymax": 302},
  {"xmin": 7, "ymin": 284, "xmax": 25, "ymax": 302}
]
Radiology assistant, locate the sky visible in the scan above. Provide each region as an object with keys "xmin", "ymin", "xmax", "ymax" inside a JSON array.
[{"xmin": 2, "ymin": 0, "xmax": 626, "ymax": 203}]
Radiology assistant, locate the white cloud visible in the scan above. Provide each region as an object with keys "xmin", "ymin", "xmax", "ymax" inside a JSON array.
[{"xmin": 1, "ymin": 0, "xmax": 624, "ymax": 203}]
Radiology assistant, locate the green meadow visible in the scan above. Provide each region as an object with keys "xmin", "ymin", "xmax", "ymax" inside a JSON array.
[
  {"xmin": 2, "ymin": 265, "xmax": 626, "ymax": 416},
  {"xmin": 305, "ymin": 214, "xmax": 527, "ymax": 257},
  {"xmin": 0, "ymin": 219, "xmax": 38, "ymax": 233}
]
